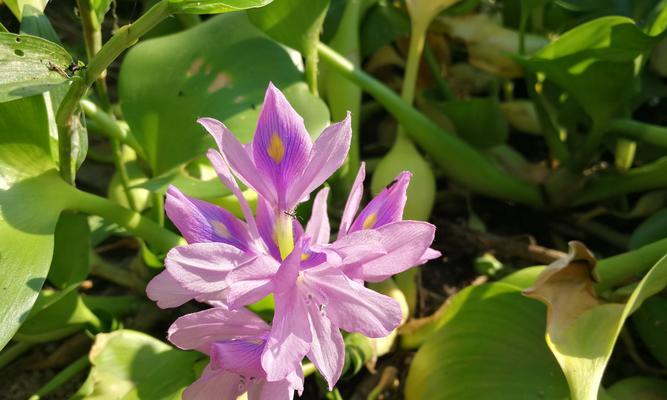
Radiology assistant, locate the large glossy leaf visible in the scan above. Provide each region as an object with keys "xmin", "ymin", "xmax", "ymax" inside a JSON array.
[
  {"xmin": 247, "ymin": 0, "xmax": 329, "ymax": 55},
  {"xmin": 0, "ymin": 32, "xmax": 72, "ymax": 102},
  {"xmin": 404, "ymin": 282, "xmax": 569, "ymax": 399},
  {"xmin": 0, "ymin": 95, "xmax": 75, "ymax": 350},
  {"xmin": 76, "ymin": 329, "xmax": 199, "ymax": 399},
  {"xmin": 516, "ymin": 16, "xmax": 658, "ymax": 123},
  {"xmin": 47, "ymin": 212, "xmax": 91, "ymax": 288},
  {"xmin": 167, "ymin": 0, "xmax": 273, "ymax": 14},
  {"xmin": 525, "ymin": 242, "xmax": 667, "ymax": 400},
  {"xmin": 119, "ymin": 12, "xmax": 329, "ymax": 175}
]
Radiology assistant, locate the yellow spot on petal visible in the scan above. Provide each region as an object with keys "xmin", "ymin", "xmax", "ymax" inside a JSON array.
[
  {"xmin": 301, "ymin": 253, "xmax": 310, "ymax": 261},
  {"xmin": 211, "ymin": 220, "xmax": 230, "ymax": 239},
  {"xmin": 267, "ymin": 133, "xmax": 285, "ymax": 164},
  {"xmin": 362, "ymin": 213, "xmax": 377, "ymax": 230}
]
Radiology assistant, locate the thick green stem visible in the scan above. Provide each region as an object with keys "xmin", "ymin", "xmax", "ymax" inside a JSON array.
[
  {"xmin": 80, "ymin": 100, "xmax": 145, "ymax": 157},
  {"xmin": 90, "ymin": 251, "xmax": 146, "ymax": 291},
  {"xmin": 607, "ymin": 118, "xmax": 667, "ymax": 148},
  {"xmin": 305, "ymin": 50, "xmax": 319, "ymax": 96},
  {"xmin": 0, "ymin": 341, "xmax": 34, "ymax": 369},
  {"xmin": 77, "ymin": 0, "xmax": 111, "ymax": 111},
  {"xmin": 317, "ymin": 43, "xmax": 543, "ymax": 206},
  {"xmin": 401, "ymin": 19, "xmax": 426, "ymax": 106},
  {"xmin": 112, "ymin": 140, "xmax": 138, "ymax": 211},
  {"xmin": 28, "ymin": 355, "xmax": 90, "ymax": 400},
  {"xmin": 151, "ymin": 192, "xmax": 165, "ymax": 226},
  {"xmin": 65, "ymin": 187, "xmax": 184, "ymax": 253},
  {"xmin": 595, "ymin": 236, "xmax": 667, "ymax": 292},
  {"xmin": 574, "ymin": 156, "xmax": 667, "ymax": 205},
  {"xmin": 55, "ymin": 0, "xmax": 170, "ymax": 178}
]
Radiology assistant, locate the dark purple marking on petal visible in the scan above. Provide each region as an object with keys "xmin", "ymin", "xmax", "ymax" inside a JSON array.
[
  {"xmin": 166, "ymin": 185, "xmax": 251, "ymax": 250},
  {"xmin": 252, "ymin": 83, "xmax": 311, "ymax": 210},
  {"xmin": 349, "ymin": 171, "xmax": 411, "ymax": 233}
]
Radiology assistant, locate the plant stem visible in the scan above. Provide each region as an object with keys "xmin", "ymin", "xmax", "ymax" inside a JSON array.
[
  {"xmin": 55, "ymin": 0, "xmax": 170, "ymax": 180},
  {"xmin": 596, "ymin": 236, "xmax": 667, "ymax": 292},
  {"xmin": 305, "ymin": 50, "xmax": 319, "ymax": 96},
  {"xmin": 151, "ymin": 192, "xmax": 165, "ymax": 226},
  {"xmin": 423, "ymin": 44, "xmax": 454, "ymax": 101},
  {"xmin": 401, "ymin": 19, "xmax": 427, "ymax": 106},
  {"xmin": 518, "ymin": 2, "xmax": 528, "ymax": 55},
  {"xmin": 113, "ymin": 140, "xmax": 139, "ymax": 210},
  {"xmin": 65, "ymin": 187, "xmax": 184, "ymax": 253},
  {"xmin": 607, "ymin": 118, "xmax": 667, "ymax": 148},
  {"xmin": 317, "ymin": 43, "xmax": 543, "ymax": 206},
  {"xmin": 80, "ymin": 100, "xmax": 145, "ymax": 158},
  {"xmin": 90, "ymin": 251, "xmax": 146, "ymax": 291},
  {"xmin": 325, "ymin": 0, "xmax": 364, "ymax": 190},
  {"xmin": 77, "ymin": 0, "xmax": 111, "ymax": 111},
  {"xmin": 574, "ymin": 156, "xmax": 667, "ymax": 205},
  {"xmin": 28, "ymin": 355, "xmax": 90, "ymax": 400},
  {"xmin": 0, "ymin": 341, "xmax": 33, "ymax": 369},
  {"xmin": 526, "ymin": 74, "xmax": 570, "ymax": 163},
  {"xmin": 302, "ymin": 361, "xmax": 317, "ymax": 377}
]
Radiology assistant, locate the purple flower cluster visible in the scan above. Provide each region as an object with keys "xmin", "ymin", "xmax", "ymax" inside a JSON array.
[{"xmin": 147, "ymin": 83, "xmax": 439, "ymax": 399}]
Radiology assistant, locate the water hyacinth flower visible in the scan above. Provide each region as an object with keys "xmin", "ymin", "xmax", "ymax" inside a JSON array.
[
  {"xmin": 169, "ymin": 306, "xmax": 302, "ymax": 399},
  {"xmin": 146, "ymin": 83, "xmax": 439, "ymax": 397}
]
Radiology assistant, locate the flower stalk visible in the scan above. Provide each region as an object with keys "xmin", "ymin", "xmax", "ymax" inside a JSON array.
[{"xmin": 317, "ymin": 43, "xmax": 543, "ymax": 206}]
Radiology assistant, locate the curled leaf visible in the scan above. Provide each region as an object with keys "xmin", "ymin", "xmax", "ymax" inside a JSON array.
[
  {"xmin": 524, "ymin": 242, "xmax": 667, "ymax": 400},
  {"xmin": 524, "ymin": 241, "xmax": 600, "ymax": 341}
]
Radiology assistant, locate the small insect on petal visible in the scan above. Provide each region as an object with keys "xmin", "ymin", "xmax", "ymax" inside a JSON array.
[{"xmin": 268, "ymin": 133, "xmax": 285, "ymax": 164}]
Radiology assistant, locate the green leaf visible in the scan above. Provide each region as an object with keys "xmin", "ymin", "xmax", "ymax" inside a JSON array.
[
  {"xmin": 404, "ymin": 282, "xmax": 569, "ymax": 399},
  {"xmin": 0, "ymin": 32, "xmax": 72, "ymax": 103},
  {"xmin": 247, "ymin": 0, "xmax": 329, "ymax": 55},
  {"xmin": 632, "ymin": 296, "xmax": 667, "ymax": 368},
  {"xmin": 0, "ymin": 95, "xmax": 77, "ymax": 350},
  {"xmin": 47, "ymin": 212, "xmax": 91, "ymax": 289},
  {"xmin": 607, "ymin": 377, "xmax": 667, "ymax": 400},
  {"xmin": 517, "ymin": 16, "xmax": 658, "ymax": 123},
  {"xmin": 442, "ymin": 98, "xmax": 509, "ymax": 148},
  {"xmin": 20, "ymin": 5, "xmax": 61, "ymax": 44},
  {"xmin": 136, "ymin": 168, "xmax": 228, "ymax": 199},
  {"xmin": 90, "ymin": 0, "xmax": 112, "ymax": 30},
  {"xmin": 14, "ymin": 287, "xmax": 100, "ymax": 342},
  {"xmin": 118, "ymin": 12, "xmax": 330, "ymax": 175},
  {"xmin": 525, "ymin": 242, "xmax": 667, "ymax": 400},
  {"xmin": 629, "ymin": 209, "xmax": 667, "ymax": 250},
  {"xmin": 3, "ymin": 0, "xmax": 48, "ymax": 20},
  {"xmin": 360, "ymin": 0, "xmax": 409, "ymax": 57},
  {"xmin": 78, "ymin": 330, "xmax": 199, "ymax": 399},
  {"xmin": 167, "ymin": 0, "xmax": 273, "ymax": 14},
  {"xmin": 501, "ymin": 266, "xmax": 545, "ymax": 289}
]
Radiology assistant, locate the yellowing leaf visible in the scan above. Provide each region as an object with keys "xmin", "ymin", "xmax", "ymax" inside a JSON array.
[{"xmin": 524, "ymin": 242, "xmax": 667, "ymax": 400}]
